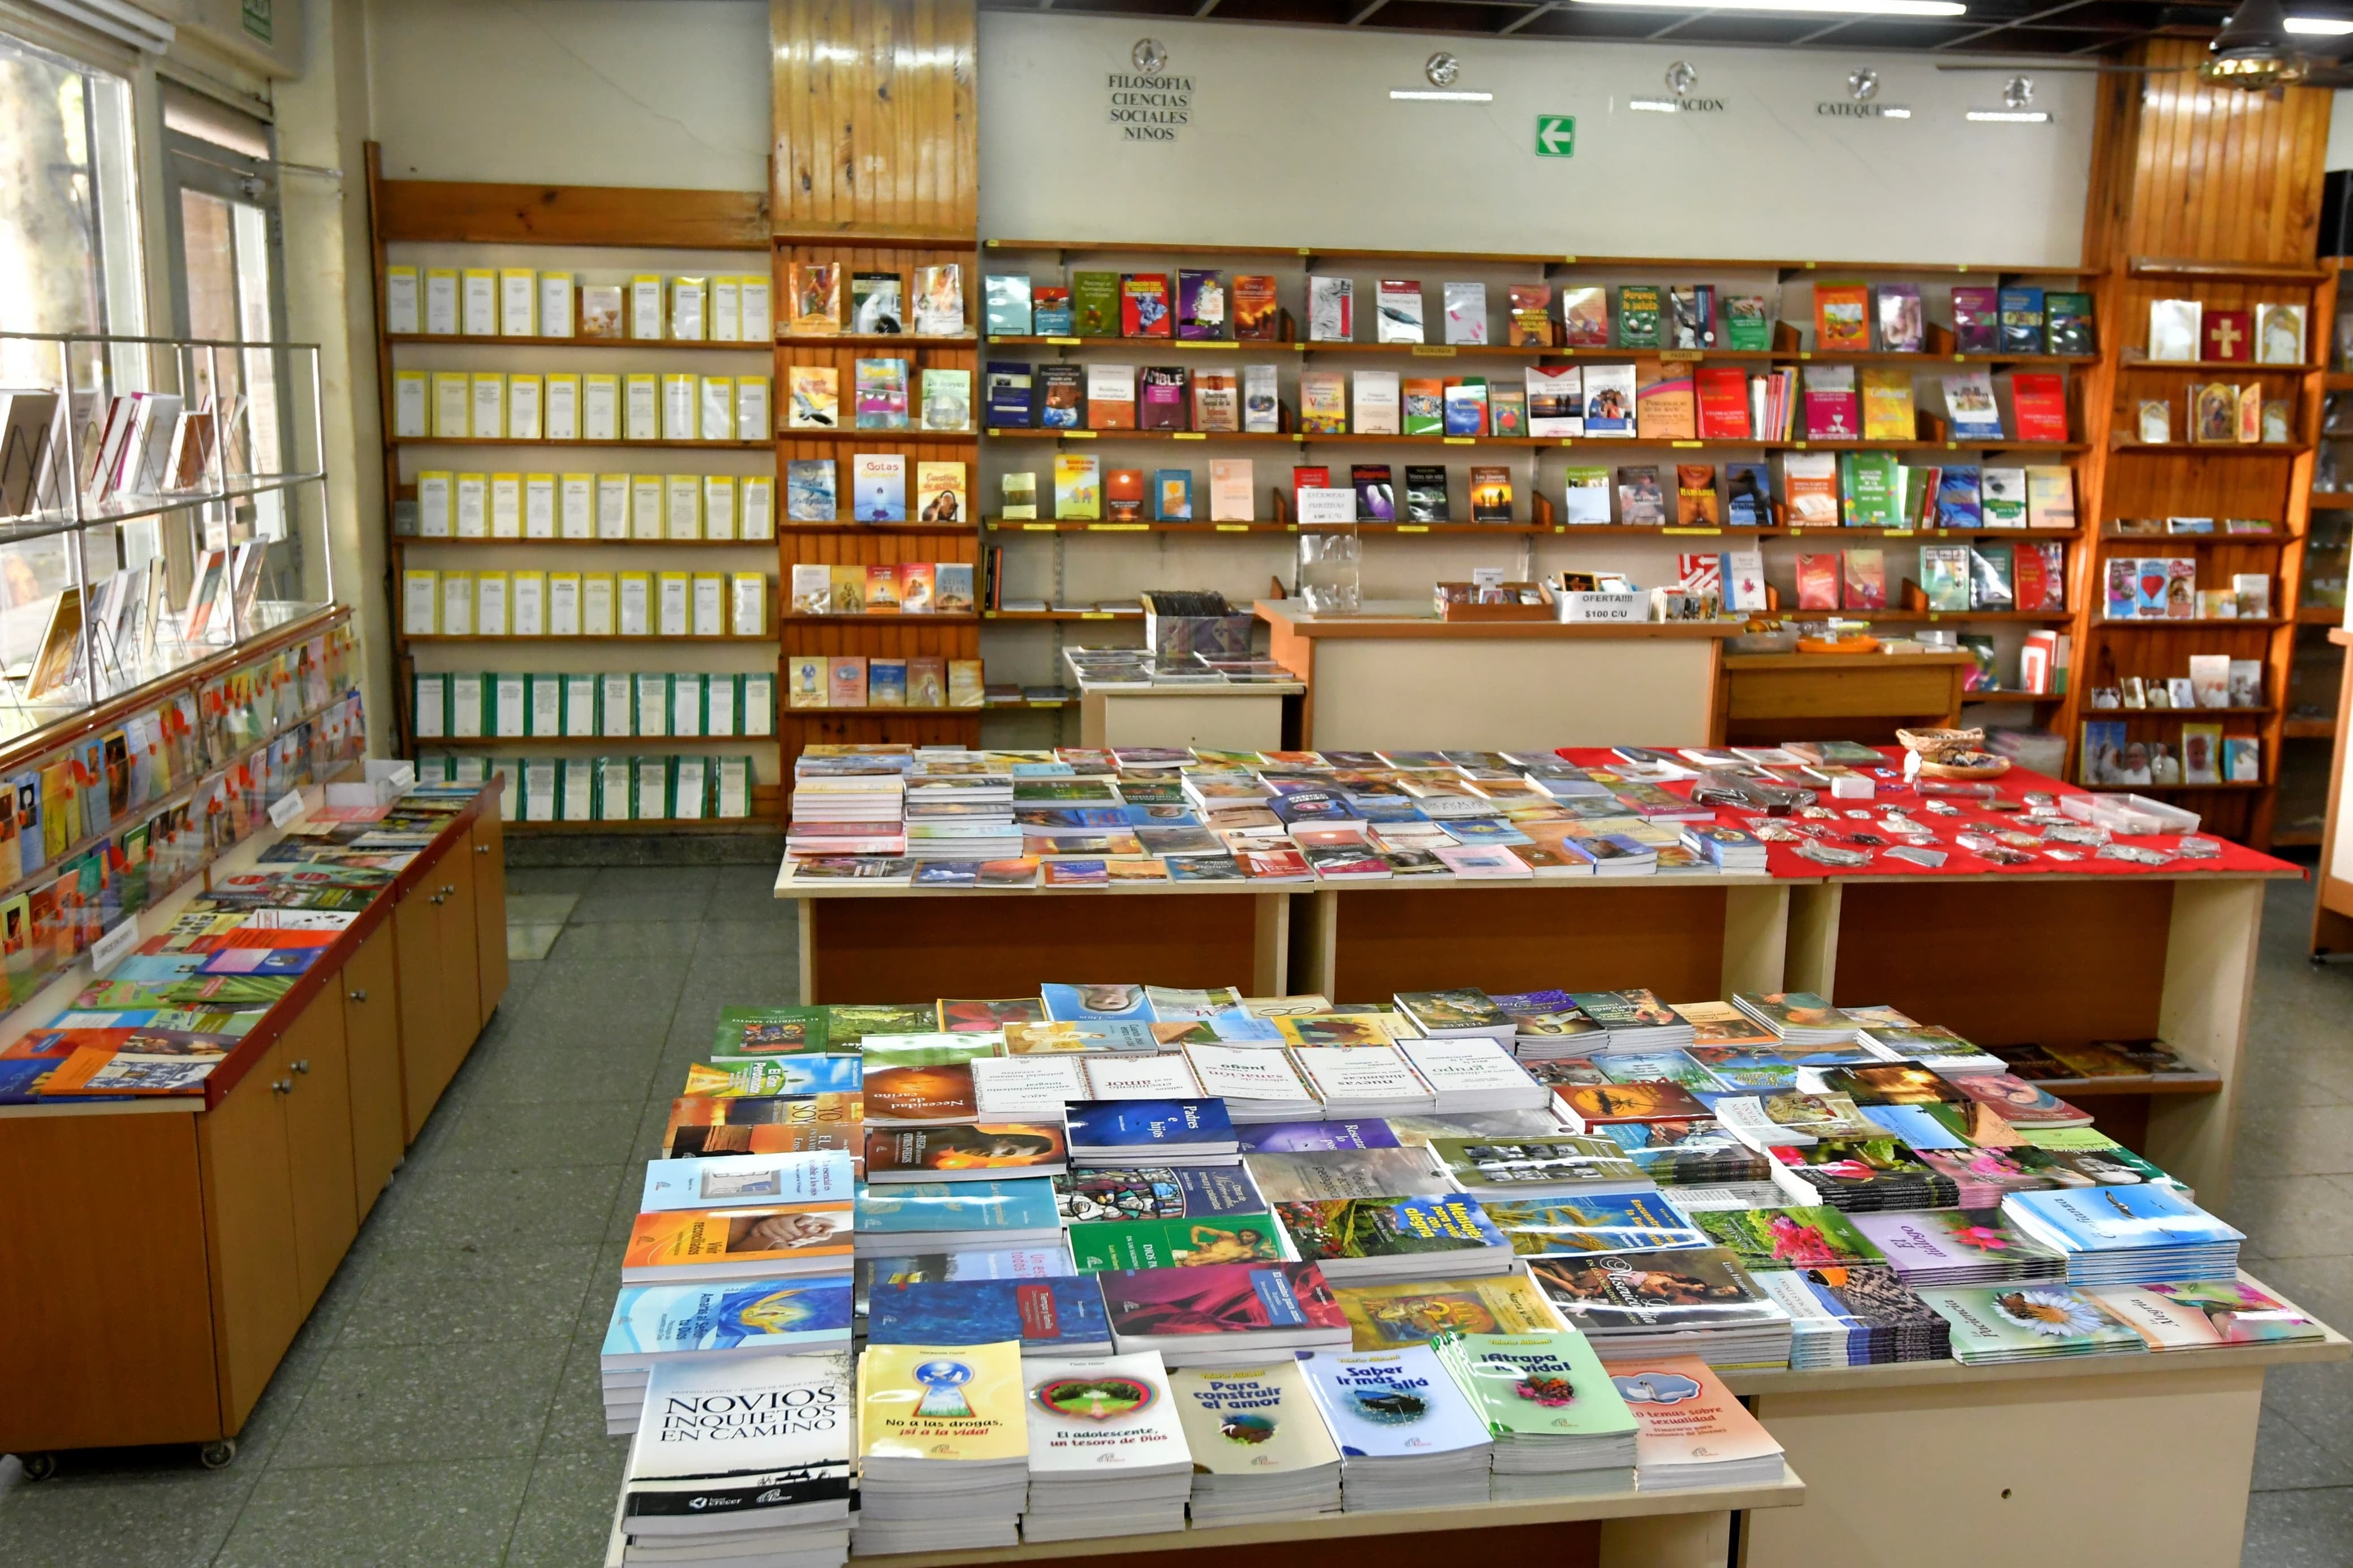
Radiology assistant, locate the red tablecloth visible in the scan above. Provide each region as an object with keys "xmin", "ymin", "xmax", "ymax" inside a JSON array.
[{"xmin": 1552, "ymin": 748, "xmax": 2301, "ymax": 880}]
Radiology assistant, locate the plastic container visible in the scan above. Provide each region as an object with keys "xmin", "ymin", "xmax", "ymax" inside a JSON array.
[{"xmin": 2060, "ymin": 791, "xmax": 2203, "ymax": 836}]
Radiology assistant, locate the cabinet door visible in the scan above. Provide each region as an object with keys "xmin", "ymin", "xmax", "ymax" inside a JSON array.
[
  {"xmin": 394, "ymin": 887, "xmax": 451, "ymax": 1142},
  {"xmin": 471, "ymin": 807, "xmax": 509, "ymax": 1025},
  {"xmin": 436, "ymin": 843, "xmax": 484, "ymax": 1083},
  {"xmin": 341, "ymin": 919, "xmax": 405, "ymax": 1204},
  {"xmin": 279, "ymin": 995, "xmax": 358, "ymax": 1310},
  {"xmin": 197, "ymin": 1036, "xmax": 303, "ymax": 1433}
]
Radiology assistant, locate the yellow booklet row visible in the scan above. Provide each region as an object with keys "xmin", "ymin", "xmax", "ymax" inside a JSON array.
[
  {"xmin": 393, "ymin": 371, "xmax": 770, "ymax": 443},
  {"xmin": 410, "ymin": 472, "xmax": 774, "ymax": 542},
  {"xmin": 400, "ymin": 569, "xmax": 766, "ymax": 639},
  {"xmin": 383, "ymin": 267, "xmax": 772, "ymax": 342}
]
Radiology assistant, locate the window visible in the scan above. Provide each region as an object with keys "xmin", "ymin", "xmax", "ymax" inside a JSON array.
[{"xmin": 0, "ymin": 30, "xmax": 144, "ymax": 385}]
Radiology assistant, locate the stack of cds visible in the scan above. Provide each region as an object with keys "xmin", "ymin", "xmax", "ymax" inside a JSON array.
[
  {"xmin": 1526, "ymin": 1247, "xmax": 1794, "ymax": 1369},
  {"xmin": 1920, "ymin": 1284, "xmax": 2152, "ymax": 1365},
  {"xmin": 1850, "ymin": 1209, "xmax": 2068, "ymax": 1287},
  {"xmin": 612, "ymin": 1352, "xmax": 855, "ymax": 1568},
  {"xmin": 1434, "ymin": 1331, "xmax": 1638, "ymax": 1500},
  {"xmin": 1169, "ymin": 1359, "xmax": 1344, "ymax": 1525},
  {"xmin": 2000, "ymin": 1186, "xmax": 2245, "ymax": 1286},
  {"xmin": 1731, "ymin": 991, "xmax": 1856, "ymax": 1048},
  {"xmin": 1019, "ymin": 1351, "xmax": 1193, "ymax": 1541},
  {"xmin": 1301, "ymin": 1345, "xmax": 1496, "ymax": 1511},
  {"xmin": 1566, "ymin": 990, "xmax": 1694, "ymax": 1052},
  {"xmin": 855, "ymin": 1342, "xmax": 1031, "ymax": 1553}
]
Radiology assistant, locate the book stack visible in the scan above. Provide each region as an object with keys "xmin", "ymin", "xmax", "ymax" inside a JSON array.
[
  {"xmin": 1527, "ymin": 1247, "xmax": 1794, "ymax": 1369},
  {"xmin": 1920, "ymin": 1283, "xmax": 2152, "ymax": 1364},
  {"xmin": 1170, "ymin": 1359, "xmax": 1345, "ymax": 1525},
  {"xmin": 612, "ymin": 1352, "xmax": 855, "ymax": 1568},
  {"xmin": 1182, "ymin": 1043, "xmax": 1321, "ymax": 1120},
  {"xmin": 1606, "ymin": 1356, "xmax": 1787, "ymax": 1491},
  {"xmin": 787, "ymin": 773, "xmax": 907, "ymax": 860},
  {"xmin": 1273, "ymin": 1194, "xmax": 1517, "ymax": 1284},
  {"xmin": 1590, "ymin": 1124, "xmax": 1779, "ymax": 1200},
  {"xmin": 2091, "ymin": 1278, "xmax": 2328, "ymax": 1353},
  {"xmin": 853, "ymin": 1179, "xmax": 1066, "ymax": 1255},
  {"xmin": 1751, "ymin": 1265, "xmax": 1954, "ymax": 1369},
  {"xmin": 1101, "ymin": 1261, "xmax": 1354, "ymax": 1367},
  {"xmin": 1731, "ymin": 992, "xmax": 1856, "ymax": 1049},
  {"xmin": 1999, "ymin": 1185, "xmax": 2246, "ymax": 1286},
  {"xmin": 1301, "ymin": 1345, "xmax": 1496, "ymax": 1511},
  {"xmin": 1398, "ymin": 1037, "xmax": 1553, "ymax": 1113},
  {"xmin": 1566, "ymin": 990, "xmax": 1695, "ymax": 1052},
  {"xmin": 1425, "ymin": 1134, "xmax": 1655, "ymax": 1199},
  {"xmin": 1768, "ymin": 1139, "xmax": 1962, "ymax": 1213},
  {"xmin": 1490, "ymin": 990, "xmax": 1607, "ymax": 1062},
  {"xmin": 903, "ymin": 805, "xmax": 1021, "ymax": 862},
  {"xmin": 1019, "ymin": 1351, "xmax": 1194, "ymax": 1541},
  {"xmin": 1477, "ymin": 1192, "xmax": 1710, "ymax": 1255},
  {"xmin": 1393, "ymin": 988, "xmax": 1518, "ymax": 1044},
  {"xmin": 1292, "ymin": 1045, "xmax": 1439, "ymax": 1117},
  {"xmin": 1850, "ymin": 1208, "xmax": 2068, "ymax": 1288},
  {"xmin": 856, "ymin": 1341, "xmax": 1031, "ymax": 1553},
  {"xmin": 1067, "ymin": 1098, "xmax": 1240, "ymax": 1166},
  {"xmin": 1680, "ymin": 824, "xmax": 1768, "ymax": 874},
  {"xmin": 600, "ymin": 1276, "xmax": 856, "ymax": 1433},
  {"xmin": 1434, "ymin": 1331, "xmax": 1639, "ymax": 1500}
]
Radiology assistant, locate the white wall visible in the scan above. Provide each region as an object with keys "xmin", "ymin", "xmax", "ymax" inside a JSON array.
[
  {"xmin": 364, "ymin": 0, "xmax": 770, "ymax": 189},
  {"xmin": 980, "ymin": 14, "xmax": 2096, "ymax": 265}
]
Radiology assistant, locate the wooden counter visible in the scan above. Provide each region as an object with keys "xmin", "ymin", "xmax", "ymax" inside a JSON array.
[
  {"xmin": 0, "ymin": 782, "xmax": 511, "ymax": 1466},
  {"xmin": 1256, "ymin": 599, "xmax": 1738, "ymax": 750},
  {"xmin": 1078, "ymin": 680, "xmax": 1304, "ymax": 751},
  {"xmin": 1717, "ymin": 650, "xmax": 1976, "ymax": 743}
]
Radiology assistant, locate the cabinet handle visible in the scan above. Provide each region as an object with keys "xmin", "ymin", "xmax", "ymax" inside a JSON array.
[
  {"xmin": 272, "ymin": 1078, "xmax": 291, "ymax": 1095},
  {"xmin": 476, "ymin": 844, "xmax": 490, "ymax": 854},
  {"xmin": 292, "ymin": 1059, "xmax": 311, "ymax": 1074},
  {"xmin": 441, "ymin": 883, "xmax": 455, "ymax": 897},
  {"xmin": 348, "ymin": 988, "xmax": 367, "ymax": 1003}
]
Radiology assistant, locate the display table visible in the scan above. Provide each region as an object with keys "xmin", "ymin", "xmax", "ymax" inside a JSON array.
[
  {"xmin": 2308, "ymin": 626, "xmax": 2353, "ymax": 954},
  {"xmin": 1078, "ymin": 679, "xmax": 1304, "ymax": 751},
  {"xmin": 1255, "ymin": 600, "xmax": 1740, "ymax": 750},
  {"xmin": 0, "ymin": 781, "xmax": 509, "ymax": 1465},
  {"xmin": 848, "ymin": 1472, "xmax": 1805, "ymax": 1568},
  {"xmin": 1728, "ymin": 1315, "xmax": 2351, "ymax": 1568},
  {"xmin": 1716, "ymin": 650, "xmax": 1975, "ymax": 744}
]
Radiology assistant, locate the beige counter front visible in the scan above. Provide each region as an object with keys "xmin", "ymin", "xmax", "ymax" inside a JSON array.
[{"xmin": 1256, "ymin": 598, "xmax": 1738, "ymax": 750}]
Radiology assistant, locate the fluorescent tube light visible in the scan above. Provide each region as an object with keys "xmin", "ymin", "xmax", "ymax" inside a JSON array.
[
  {"xmin": 1966, "ymin": 109, "xmax": 2050, "ymax": 122},
  {"xmin": 1571, "ymin": 0, "xmax": 1965, "ymax": 14},
  {"xmin": 1389, "ymin": 89, "xmax": 1496, "ymax": 100},
  {"xmin": 2286, "ymin": 15, "xmax": 2353, "ymax": 31}
]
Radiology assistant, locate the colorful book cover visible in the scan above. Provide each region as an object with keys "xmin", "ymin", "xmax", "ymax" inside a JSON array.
[
  {"xmin": 602, "ymin": 1277, "xmax": 855, "ymax": 1363},
  {"xmin": 1329, "ymin": 1273, "xmax": 1562, "ymax": 1348},
  {"xmin": 623, "ymin": 1203, "xmax": 856, "ymax": 1277},
  {"xmin": 854, "ymin": 1178, "xmax": 1062, "ymax": 1237},
  {"xmin": 1097, "ymin": 1262, "xmax": 1347, "ymax": 1340},
  {"xmin": 859, "ymin": 1340, "xmax": 1031, "ymax": 1462},
  {"xmin": 1478, "ymin": 1193, "xmax": 1708, "ymax": 1255},
  {"xmin": 1608, "ymin": 1357, "xmax": 1785, "ymax": 1470},
  {"xmin": 865, "ymin": 1276, "xmax": 1109, "ymax": 1350},
  {"xmin": 1921, "ymin": 1284, "xmax": 2146, "ymax": 1360},
  {"xmin": 1169, "ymin": 1359, "xmax": 1343, "ymax": 1475},
  {"xmin": 1275, "ymin": 1196, "xmax": 1507, "ymax": 1267},
  {"xmin": 865, "ymin": 1122, "xmax": 1069, "ymax": 1177},
  {"xmin": 1690, "ymin": 1206, "xmax": 1884, "ymax": 1272},
  {"xmin": 1526, "ymin": 1246, "xmax": 1780, "ymax": 1333},
  {"xmin": 1057, "ymin": 1164, "xmax": 1268, "ymax": 1222},
  {"xmin": 1067, "ymin": 1216, "xmax": 1285, "ymax": 1272},
  {"xmin": 1434, "ymin": 1331, "xmax": 1637, "ymax": 1441},
  {"xmin": 1300, "ymin": 1345, "xmax": 1493, "ymax": 1457}
]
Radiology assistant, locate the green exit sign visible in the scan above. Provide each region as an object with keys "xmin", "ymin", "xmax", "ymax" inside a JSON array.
[{"xmin": 1535, "ymin": 115, "xmax": 1575, "ymax": 157}]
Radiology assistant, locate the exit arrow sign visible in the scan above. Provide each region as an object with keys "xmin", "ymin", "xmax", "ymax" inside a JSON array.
[{"xmin": 1535, "ymin": 115, "xmax": 1575, "ymax": 157}]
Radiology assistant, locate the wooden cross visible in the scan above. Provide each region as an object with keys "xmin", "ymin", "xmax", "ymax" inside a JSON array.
[{"xmin": 2210, "ymin": 317, "xmax": 2243, "ymax": 358}]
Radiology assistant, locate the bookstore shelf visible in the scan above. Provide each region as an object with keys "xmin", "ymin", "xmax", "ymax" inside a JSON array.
[
  {"xmin": 406, "ymin": 632, "xmax": 774, "ymax": 643},
  {"xmin": 1838, "ymin": 609, "xmax": 2075, "ymax": 624},
  {"xmin": 426, "ymin": 733, "xmax": 783, "ymax": 745},
  {"xmin": 847, "ymin": 1475, "xmax": 1807, "ymax": 1568},
  {"xmin": 2283, "ymin": 716, "xmax": 2337, "ymax": 737},
  {"xmin": 984, "ymin": 609, "xmax": 1143, "ymax": 622},
  {"xmin": 0, "ymin": 471, "xmax": 326, "ymax": 545},
  {"xmin": 2117, "ymin": 354, "xmax": 2324, "ymax": 373},
  {"xmin": 385, "ymin": 334, "xmax": 772, "ymax": 353},
  {"xmin": 2311, "ymin": 491, "xmax": 2353, "ymax": 507},
  {"xmin": 1962, "ymin": 692, "xmax": 2068, "ymax": 703},
  {"xmin": 781, "ymin": 613, "xmax": 982, "ymax": 626},
  {"xmin": 984, "ymin": 520, "xmax": 1552, "ymax": 535},
  {"xmin": 2297, "ymin": 604, "xmax": 2341, "ymax": 624},
  {"xmin": 2092, "ymin": 617, "xmax": 2292, "ymax": 630},
  {"xmin": 981, "ymin": 335, "xmax": 2098, "ymax": 369},
  {"xmin": 986, "ymin": 429, "xmax": 2091, "ymax": 455},
  {"xmin": 2086, "ymin": 705, "xmax": 2277, "ymax": 717},
  {"xmin": 771, "ymin": 226, "xmax": 973, "ymax": 250},
  {"xmin": 772, "ymin": 429, "xmax": 976, "ymax": 444},
  {"xmin": 2126, "ymin": 255, "xmax": 2330, "ymax": 284},
  {"xmin": 389, "ymin": 535, "xmax": 773, "ymax": 549},
  {"xmin": 981, "ymin": 237, "xmax": 2101, "ymax": 279},
  {"xmin": 2108, "ymin": 440, "xmax": 2312, "ymax": 456},
  {"xmin": 775, "ymin": 522, "xmax": 977, "ymax": 535},
  {"xmin": 387, "ymin": 436, "xmax": 772, "ymax": 451},
  {"xmin": 777, "ymin": 334, "xmax": 979, "ymax": 348},
  {"xmin": 2096, "ymin": 531, "xmax": 2293, "ymax": 545}
]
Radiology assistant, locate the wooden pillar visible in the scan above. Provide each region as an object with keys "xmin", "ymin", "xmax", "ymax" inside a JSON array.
[
  {"xmin": 772, "ymin": 0, "xmax": 983, "ymax": 807},
  {"xmin": 2075, "ymin": 41, "xmax": 2335, "ymax": 849}
]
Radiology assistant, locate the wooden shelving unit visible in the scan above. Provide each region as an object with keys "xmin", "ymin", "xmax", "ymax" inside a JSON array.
[{"xmin": 363, "ymin": 146, "xmax": 782, "ymax": 830}]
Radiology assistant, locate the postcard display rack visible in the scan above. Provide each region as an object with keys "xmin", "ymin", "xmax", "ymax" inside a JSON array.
[
  {"xmin": 971, "ymin": 245, "xmax": 2101, "ymax": 745},
  {"xmin": 2062, "ymin": 254, "xmax": 2338, "ymax": 850},
  {"xmin": 0, "ymin": 778, "xmax": 510, "ymax": 1471},
  {"xmin": 365, "ymin": 149, "xmax": 782, "ymax": 829}
]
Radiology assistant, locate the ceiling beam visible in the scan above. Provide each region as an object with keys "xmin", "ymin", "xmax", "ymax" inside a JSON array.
[
  {"xmin": 1498, "ymin": 1, "xmax": 1557, "ymax": 32},
  {"xmin": 1348, "ymin": 0, "xmax": 1390, "ymax": 21}
]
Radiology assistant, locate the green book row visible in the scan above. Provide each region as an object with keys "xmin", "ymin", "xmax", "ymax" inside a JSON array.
[
  {"xmin": 412, "ymin": 671, "xmax": 777, "ymax": 742},
  {"xmin": 410, "ymin": 752, "xmax": 758, "ymax": 823}
]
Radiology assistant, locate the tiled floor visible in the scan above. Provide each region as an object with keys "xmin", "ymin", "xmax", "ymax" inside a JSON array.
[{"xmin": 0, "ymin": 865, "xmax": 2349, "ymax": 1565}]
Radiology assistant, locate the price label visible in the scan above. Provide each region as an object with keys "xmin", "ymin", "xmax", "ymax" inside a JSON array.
[
  {"xmin": 1395, "ymin": 525, "xmax": 1429, "ymax": 533},
  {"xmin": 1064, "ymin": 430, "xmax": 1097, "ymax": 439},
  {"xmin": 1024, "ymin": 522, "xmax": 1057, "ymax": 531},
  {"xmin": 1214, "ymin": 524, "xmax": 1251, "ymax": 532},
  {"xmin": 1089, "ymin": 524, "xmax": 1147, "ymax": 532},
  {"xmin": 1671, "ymin": 440, "xmax": 1703, "ymax": 449},
  {"xmin": 90, "ymin": 917, "xmax": 141, "ymax": 977},
  {"xmin": 1174, "ymin": 432, "xmax": 1206, "ymax": 440},
  {"xmin": 1081, "ymin": 612, "xmax": 1113, "ymax": 620},
  {"xmin": 1663, "ymin": 526, "xmax": 1722, "ymax": 536},
  {"xmin": 1442, "ymin": 437, "xmax": 1474, "ymax": 446},
  {"xmin": 1047, "ymin": 336, "xmax": 1080, "ymax": 346},
  {"xmin": 1411, "ymin": 345, "xmax": 1457, "ymax": 358}
]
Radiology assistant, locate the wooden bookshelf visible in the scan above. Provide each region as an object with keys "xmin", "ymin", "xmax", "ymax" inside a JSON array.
[{"xmin": 364, "ymin": 145, "xmax": 785, "ymax": 831}]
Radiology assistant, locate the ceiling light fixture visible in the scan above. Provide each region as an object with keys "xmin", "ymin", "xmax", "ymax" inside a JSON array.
[
  {"xmin": 2286, "ymin": 14, "xmax": 2353, "ymax": 31},
  {"xmin": 1848, "ymin": 68, "xmax": 1881, "ymax": 100},
  {"xmin": 1389, "ymin": 89, "xmax": 1497, "ymax": 100},
  {"xmin": 1569, "ymin": 0, "xmax": 1965, "ymax": 15}
]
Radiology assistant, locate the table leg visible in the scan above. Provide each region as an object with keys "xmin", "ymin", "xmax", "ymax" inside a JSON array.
[
  {"xmin": 1252, "ymin": 893, "xmax": 1290, "ymax": 997},
  {"xmin": 2153, "ymin": 877, "xmax": 2266, "ymax": 1205},
  {"xmin": 1598, "ymin": 1508, "xmax": 1730, "ymax": 1568},
  {"xmin": 1783, "ymin": 883, "xmax": 1842, "ymax": 998},
  {"xmin": 1722, "ymin": 884, "xmax": 1791, "ymax": 995}
]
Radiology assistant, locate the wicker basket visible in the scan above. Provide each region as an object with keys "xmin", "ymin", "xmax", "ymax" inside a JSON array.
[{"xmin": 1895, "ymin": 727, "xmax": 2009, "ymax": 780}]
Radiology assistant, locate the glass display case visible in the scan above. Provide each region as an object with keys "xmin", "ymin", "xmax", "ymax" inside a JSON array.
[{"xmin": 0, "ymin": 331, "xmax": 333, "ymax": 745}]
